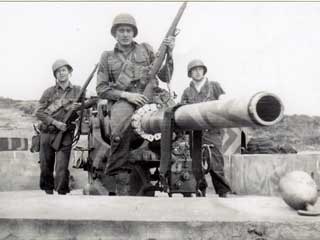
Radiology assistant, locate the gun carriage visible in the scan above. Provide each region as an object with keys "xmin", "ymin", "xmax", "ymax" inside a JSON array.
[
  {"xmin": 67, "ymin": 2, "xmax": 284, "ymax": 196},
  {"xmin": 75, "ymin": 91, "xmax": 284, "ymax": 196}
]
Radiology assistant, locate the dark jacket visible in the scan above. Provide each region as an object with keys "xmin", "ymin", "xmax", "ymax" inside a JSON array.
[{"xmin": 181, "ymin": 79, "xmax": 225, "ymax": 148}]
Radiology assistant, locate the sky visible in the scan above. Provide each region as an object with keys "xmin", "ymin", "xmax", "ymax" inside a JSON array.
[{"xmin": 1, "ymin": 2, "xmax": 320, "ymax": 116}]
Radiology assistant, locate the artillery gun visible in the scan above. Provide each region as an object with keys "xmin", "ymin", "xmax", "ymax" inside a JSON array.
[{"xmin": 74, "ymin": 91, "xmax": 284, "ymax": 197}]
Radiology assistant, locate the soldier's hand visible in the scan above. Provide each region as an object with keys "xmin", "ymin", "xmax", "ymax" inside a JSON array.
[
  {"xmin": 52, "ymin": 120, "xmax": 67, "ymax": 132},
  {"xmin": 65, "ymin": 102, "xmax": 82, "ymax": 112},
  {"xmin": 121, "ymin": 92, "xmax": 149, "ymax": 107},
  {"xmin": 163, "ymin": 36, "xmax": 175, "ymax": 53},
  {"xmin": 70, "ymin": 102, "xmax": 82, "ymax": 111}
]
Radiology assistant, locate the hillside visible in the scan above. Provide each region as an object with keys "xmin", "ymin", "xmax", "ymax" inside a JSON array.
[
  {"xmin": 0, "ymin": 96, "xmax": 320, "ymax": 152},
  {"xmin": 0, "ymin": 97, "xmax": 38, "ymax": 116},
  {"xmin": 0, "ymin": 97, "xmax": 38, "ymax": 139},
  {"xmin": 249, "ymin": 115, "xmax": 320, "ymax": 151}
]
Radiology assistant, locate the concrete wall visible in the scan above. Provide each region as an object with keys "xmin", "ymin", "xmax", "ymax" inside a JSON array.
[
  {"xmin": 0, "ymin": 150, "xmax": 87, "ymax": 191},
  {"xmin": 1, "ymin": 147, "xmax": 320, "ymax": 196},
  {"xmin": 226, "ymin": 153, "xmax": 320, "ymax": 195}
]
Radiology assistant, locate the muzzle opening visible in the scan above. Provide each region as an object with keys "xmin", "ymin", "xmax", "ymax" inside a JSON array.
[{"xmin": 256, "ymin": 95, "xmax": 282, "ymax": 122}]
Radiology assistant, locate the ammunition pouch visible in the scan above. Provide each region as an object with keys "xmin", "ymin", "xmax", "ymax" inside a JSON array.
[
  {"xmin": 114, "ymin": 63, "xmax": 150, "ymax": 91},
  {"xmin": 39, "ymin": 122, "xmax": 76, "ymax": 134},
  {"xmin": 30, "ymin": 134, "xmax": 40, "ymax": 153},
  {"xmin": 30, "ymin": 124, "xmax": 41, "ymax": 153},
  {"xmin": 113, "ymin": 64, "xmax": 132, "ymax": 90},
  {"xmin": 39, "ymin": 124, "xmax": 59, "ymax": 134}
]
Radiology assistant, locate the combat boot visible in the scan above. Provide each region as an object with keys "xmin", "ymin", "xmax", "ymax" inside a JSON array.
[
  {"xmin": 83, "ymin": 175, "xmax": 116, "ymax": 196},
  {"xmin": 45, "ymin": 190, "xmax": 54, "ymax": 195},
  {"xmin": 101, "ymin": 175, "xmax": 116, "ymax": 196},
  {"xmin": 115, "ymin": 172, "xmax": 130, "ymax": 196}
]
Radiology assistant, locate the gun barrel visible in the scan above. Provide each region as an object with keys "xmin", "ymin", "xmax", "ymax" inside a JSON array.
[{"xmin": 136, "ymin": 92, "xmax": 284, "ymax": 135}]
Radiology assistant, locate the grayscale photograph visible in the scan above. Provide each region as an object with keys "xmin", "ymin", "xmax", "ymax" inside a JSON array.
[{"xmin": 0, "ymin": 1, "xmax": 320, "ymax": 239}]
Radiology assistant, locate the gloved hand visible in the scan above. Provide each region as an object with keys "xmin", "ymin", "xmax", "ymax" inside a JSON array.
[
  {"xmin": 121, "ymin": 92, "xmax": 149, "ymax": 107},
  {"xmin": 52, "ymin": 120, "xmax": 67, "ymax": 132}
]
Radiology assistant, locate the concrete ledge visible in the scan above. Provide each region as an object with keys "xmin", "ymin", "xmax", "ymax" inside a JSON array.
[
  {"xmin": 2, "ymin": 219, "xmax": 319, "ymax": 240},
  {"xmin": 0, "ymin": 192, "xmax": 320, "ymax": 240}
]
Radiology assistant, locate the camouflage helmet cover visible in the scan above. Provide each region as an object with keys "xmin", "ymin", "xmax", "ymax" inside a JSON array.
[
  {"xmin": 111, "ymin": 13, "xmax": 138, "ymax": 38},
  {"xmin": 187, "ymin": 59, "xmax": 207, "ymax": 77}
]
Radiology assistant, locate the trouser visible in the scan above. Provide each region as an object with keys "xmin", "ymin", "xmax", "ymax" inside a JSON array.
[
  {"xmin": 39, "ymin": 131, "xmax": 73, "ymax": 194},
  {"xmin": 208, "ymin": 145, "xmax": 231, "ymax": 195},
  {"xmin": 105, "ymin": 100, "xmax": 136, "ymax": 176}
]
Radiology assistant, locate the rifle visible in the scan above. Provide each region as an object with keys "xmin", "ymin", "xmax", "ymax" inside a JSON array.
[
  {"xmin": 52, "ymin": 63, "xmax": 99, "ymax": 151},
  {"xmin": 143, "ymin": 2, "xmax": 187, "ymax": 100}
]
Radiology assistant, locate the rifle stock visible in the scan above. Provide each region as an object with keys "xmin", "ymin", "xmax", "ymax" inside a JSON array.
[
  {"xmin": 51, "ymin": 63, "xmax": 99, "ymax": 151},
  {"xmin": 143, "ymin": 2, "xmax": 187, "ymax": 100}
]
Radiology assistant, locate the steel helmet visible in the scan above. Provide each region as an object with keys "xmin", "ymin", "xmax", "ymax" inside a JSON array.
[
  {"xmin": 187, "ymin": 59, "xmax": 207, "ymax": 77},
  {"xmin": 52, "ymin": 59, "xmax": 73, "ymax": 77},
  {"xmin": 111, "ymin": 13, "xmax": 138, "ymax": 38}
]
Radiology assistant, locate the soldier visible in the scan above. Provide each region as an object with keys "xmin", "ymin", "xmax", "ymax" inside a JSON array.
[
  {"xmin": 181, "ymin": 59, "xmax": 231, "ymax": 197},
  {"xmin": 96, "ymin": 13, "xmax": 175, "ymax": 195},
  {"xmin": 36, "ymin": 59, "xmax": 93, "ymax": 195}
]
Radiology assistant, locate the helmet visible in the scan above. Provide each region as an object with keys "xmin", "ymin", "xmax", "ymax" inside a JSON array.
[
  {"xmin": 52, "ymin": 59, "xmax": 73, "ymax": 77},
  {"xmin": 187, "ymin": 59, "xmax": 207, "ymax": 77},
  {"xmin": 111, "ymin": 13, "xmax": 138, "ymax": 38}
]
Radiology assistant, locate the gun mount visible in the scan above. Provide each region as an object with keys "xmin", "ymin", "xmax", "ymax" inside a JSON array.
[{"xmin": 76, "ymin": 91, "xmax": 284, "ymax": 197}]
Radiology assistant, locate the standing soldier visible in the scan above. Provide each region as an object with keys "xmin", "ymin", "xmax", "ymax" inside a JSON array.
[
  {"xmin": 36, "ymin": 59, "xmax": 93, "ymax": 195},
  {"xmin": 96, "ymin": 13, "xmax": 175, "ymax": 195},
  {"xmin": 181, "ymin": 59, "xmax": 231, "ymax": 197}
]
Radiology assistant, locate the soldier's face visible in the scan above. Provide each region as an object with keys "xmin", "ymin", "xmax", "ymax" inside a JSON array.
[
  {"xmin": 115, "ymin": 25, "xmax": 134, "ymax": 46},
  {"xmin": 55, "ymin": 66, "xmax": 71, "ymax": 83},
  {"xmin": 191, "ymin": 67, "xmax": 205, "ymax": 81}
]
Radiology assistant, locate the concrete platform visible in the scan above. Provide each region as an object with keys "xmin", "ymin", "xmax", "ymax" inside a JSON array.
[{"xmin": 0, "ymin": 191, "xmax": 320, "ymax": 240}]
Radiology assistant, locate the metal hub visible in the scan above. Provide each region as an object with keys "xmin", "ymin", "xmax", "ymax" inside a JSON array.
[{"xmin": 131, "ymin": 104, "xmax": 162, "ymax": 142}]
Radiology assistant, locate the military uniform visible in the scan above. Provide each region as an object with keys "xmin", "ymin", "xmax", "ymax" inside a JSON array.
[
  {"xmin": 181, "ymin": 78, "xmax": 231, "ymax": 196},
  {"xmin": 96, "ymin": 41, "xmax": 173, "ymax": 176},
  {"xmin": 36, "ymin": 82, "xmax": 81, "ymax": 194}
]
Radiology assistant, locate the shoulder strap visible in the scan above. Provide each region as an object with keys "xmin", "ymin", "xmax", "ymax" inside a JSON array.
[
  {"xmin": 140, "ymin": 43, "xmax": 151, "ymax": 65},
  {"xmin": 60, "ymin": 90, "xmax": 69, "ymax": 101},
  {"xmin": 206, "ymin": 82, "xmax": 213, "ymax": 99},
  {"xmin": 105, "ymin": 51, "xmax": 116, "ymax": 83}
]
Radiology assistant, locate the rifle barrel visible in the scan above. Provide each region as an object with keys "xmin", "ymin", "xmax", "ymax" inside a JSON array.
[{"xmin": 148, "ymin": 2, "xmax": 187, "ymax": 79}]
